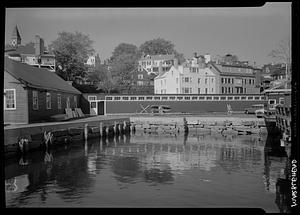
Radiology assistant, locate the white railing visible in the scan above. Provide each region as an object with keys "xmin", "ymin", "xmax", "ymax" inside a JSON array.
[{"xmin": 104, "ymin": 94, "xmax": 266, "ymax": 102}]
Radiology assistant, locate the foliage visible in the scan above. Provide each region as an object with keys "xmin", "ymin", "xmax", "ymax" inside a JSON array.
[
  {"xmin": 109, "ymin": 43, "xmax": 139, "ymax": 93},
  {"xmin": 139, "ymin": 37, "xmax": 185, "ymax": 64},
  {"xmin": 49, "ymin": 31, "xmax": 95, "ymax": 81},
  {"xmin": 268, "ymin": 37, "xmax": 291, "ymax": 78},
  {"xmin": 87, "ymin": 64, "xmax": 116, "ymax": 93}
]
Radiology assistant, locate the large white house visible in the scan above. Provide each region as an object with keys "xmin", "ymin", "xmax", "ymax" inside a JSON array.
[
  {"xmin": 139, "ymin": 54, "xmax": 177, "ymax": 75},
  {"xmin": 154, "ymin": 57, "xmax": 218, "ymax": 94}
]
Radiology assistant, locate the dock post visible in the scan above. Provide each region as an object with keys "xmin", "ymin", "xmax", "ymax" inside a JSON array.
[
  {"xmin": 84, "ymin": 124, "xmax": 88, "ymax": 140},
  {"xmin": 123, "ymin": 121, "xmax": 127, "ymax": 134},
  {"xmin": 105, "ymin": 126, "xmax": 109, "ymax": 138},
  {"xmin": 183, "ymin": 117, "xmax": 189, "ymax": 134},
  {"xmin": 99, "ymin": 122, "xmax": 103, "ymax": 137},
  {"xmin": 114, "ymin": 121, "xmax": 117, "ymax": 136}
]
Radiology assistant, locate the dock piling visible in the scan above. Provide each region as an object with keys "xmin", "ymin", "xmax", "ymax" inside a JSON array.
[{"xmin": 84, "ymin": 124, "xmax": 88, "ymax": 140}]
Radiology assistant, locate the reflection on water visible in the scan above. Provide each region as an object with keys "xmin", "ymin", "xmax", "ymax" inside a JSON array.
[{"xmin": 5, "ymin": 132, "xmax": 289, "ymax": 211}]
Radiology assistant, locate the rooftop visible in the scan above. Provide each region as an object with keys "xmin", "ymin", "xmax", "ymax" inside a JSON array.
[{"xmin": 5, "ymin": 57, "xmax": 81, "ymax": 94}]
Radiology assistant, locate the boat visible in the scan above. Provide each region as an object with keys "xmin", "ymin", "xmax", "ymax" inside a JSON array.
[
  {"xmin": 150, "ymin": 105, "xmax": 171, "ymax": 114},
  {"xmin": 263, "ymin": 80, "xmax": 291, "ymax": 135}
]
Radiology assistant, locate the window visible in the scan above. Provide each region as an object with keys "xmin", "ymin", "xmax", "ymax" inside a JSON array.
[
  {"xmin": 190, "ymin": 88, "xmax": 192, "ymax": 93},
  {"xmin": 137, "ymin": 81, "xmax": 144, "ymax": 86},
  {"xmin": 212, "ymin": 88, "xmax": 214, "ymax": 93},
  {"xmin": 205, "ymin": 78, "xmax": 207, "ymax": 84},
  {"xmin": 184, "ymin": 97, "xmax": 190, "ymax": 100},
  {"xmin": 169, "ymin": 96, "xmax": 176, "ymax": 100},
  {"xmin": 130, "ymin": 97, "xmax": 137, "ymax": 100},
  {"xmin": 279, "ymin": 98, "xmax": 285, "ymax": 105},
  {"xmin": 106, "ymin": 96, "xmax": 113, "ymax": 100},
  {"xmin": 213, "ymin": 96, "xmax": 219, "ymax": 100},
  {"xmin": 32, "ymin": 90, "xmax": 38, "ymax": 110},
  {"xmin": 249, "ymin": 79, "xmax": 251, "ymax": 85},
  {"xmin": 88, "ymin": 96, "xmax": 97, "ymax": 101},
  {"xmin": 138, "ymin": 97, "xmax": 145, "ymax": 100},
  {"xmin": 184, "ymin": 88, "xmax": 189, "ymax": 94},
  {"xmin": 205, "ymin": 88, "xmax": 208, "ymax": 94},
  {"xmin": 198, "ymin": 78, "xmax": 201, "ymax": 84},
  {"xmin": 114, "ymin": 97, "xmax": 121, "ymax": 100},
  {"xmin": 212, "ymin": 78, "xmax": 214, "ymax": 83},
  {"xmin": 220, "ymin": 97, "xmax": 226, "ymax": 100},
  {"xmin": 176, "ymin": 88, "xmax": 179, "ymax": 94},
  {"xmin": 221, "ymin": 78, "xmax": 224, "ymax": 84},
  {"xmin": 154, "ymin": 97, "xmax": 160, "ymax": 100},
  {"xmin": 185, "ymin": 77, "xmax": 189, "ymax": 83},
  {"xmin": 192, "ymin": 96, "xmax": 198, "ymax": 100},
  {"xmin": 199, "ymin": 96, "xmax": 205, "ymax": 100},
  {"xmin": 123, "ymin": 96, "xmax": 129, "ymax": 100},
  {"xmin": 198, "ymin": 88, "xmax": 201, "ymax": 94},
  {"xmin": 138, "ymin": 74, "xmax": 143, "ymax": 80},
  {"xmin": 66, "ymin": 96, "xmax": 70, "ymax": 108},
  {"xmin": 228, "ymin": 78, "xmax": 230, "ymax": 84},
  {"xmin": 269, "ymin": 99, "xmax": 276, "ymax": 110},
  {"xmin": 74, "ymin": 96, "xmax": 77, "ymax": 108},
  {"xmin": 4, "ymin": 89, "xmax": 16, "ymax": 110},
  {"xmin": 146, "ymin": 96, "xmax": 153, "ymax": 100},
  {"xmin": 222, "ymin": 87, "xmax": 224, "ymax": 94},
  {"xmin": 46, "ymin": 92, "xmax": 51, "ymax": 109},
  {"xmin": 228, "ymin": 87, "xmax": 230, "ymax": 94},
  {"xmin": 57, "ymin": 94, "xmax": 61, "ymax": 109}
]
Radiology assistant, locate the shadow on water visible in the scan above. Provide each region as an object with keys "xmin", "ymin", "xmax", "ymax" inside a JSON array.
[
  {"xmin": 263, "ymin": 134, "xmax": 291, "ymax": 213},
  {"xmin": 4, "ymin": 132, "xmax": 291, "ymax": 211}
]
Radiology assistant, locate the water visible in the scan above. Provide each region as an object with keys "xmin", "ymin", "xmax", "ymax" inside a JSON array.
[{"xmin": 5, "ymin": 132, "xmax": 289, "ymax": 211}]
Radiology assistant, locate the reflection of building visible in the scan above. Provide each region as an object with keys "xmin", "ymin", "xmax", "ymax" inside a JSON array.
[{"xmin": 5, "ymin": 26, "xmax": 56, "ymax": 72}]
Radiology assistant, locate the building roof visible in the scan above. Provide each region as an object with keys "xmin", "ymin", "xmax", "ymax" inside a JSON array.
[
  {"xmin": 4, "ymin": 57, "xmax": 81, "ymax": 94},
  {"xmin": 209, "ymin": 62, "xmax": 255, "ymax": 77},
  {"xmin": 140, "ymin": 54, "xmax": 175, "ymax": 61}
]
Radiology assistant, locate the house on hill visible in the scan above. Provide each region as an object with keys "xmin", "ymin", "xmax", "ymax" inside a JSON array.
[{"xmin": 4, "ymin": 57, "xmax": 81, "ymax": 124}]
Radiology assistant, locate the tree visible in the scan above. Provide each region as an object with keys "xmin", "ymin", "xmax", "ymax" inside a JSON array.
[
  {"xmin": 109, "ymin": 43, "xmax": 139, "ymax": 93},
  {"xmin": 49, "ymin": 31, "xmax": 95, "ymax": 81},
  {"xmin": 139, "ymin": 38, "xmax": 185, "ymax": 64},
  {"xmin": 87, "ymin": 64, "xmax": 115, "ymax": 93},
  {"xmin": 269, "ymin": 37, "xmax": 291, "ymax": 80}
]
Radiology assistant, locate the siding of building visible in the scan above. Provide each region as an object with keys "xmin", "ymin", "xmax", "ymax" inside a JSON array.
[
  {"xmin": 27, "ymin": 89, "xmax": 79, "ymax": 123},
  {"xmin": 4, "ymin": 72, "xmax": 29, "ymax": 124}
]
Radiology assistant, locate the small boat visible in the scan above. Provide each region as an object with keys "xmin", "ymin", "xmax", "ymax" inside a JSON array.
[{"xmin": 151, "ymin": 105, "xmax": 171, "ymax": 114}]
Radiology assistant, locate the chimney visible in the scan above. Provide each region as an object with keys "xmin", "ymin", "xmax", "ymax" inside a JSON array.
[
  {"xmin": 173, "ymin": 58, "xmax": 178, "ymax": 69},
  {"xmin": 158, "ymin": 61, "xmax": 163, "ymax": 75},
  {"xmin": 204, "ymin": 54, "xmax": 211, "ymax": 63},
  {"xmin": 35, "ymin": 35, "xmax": 44, "ymax": 56}
]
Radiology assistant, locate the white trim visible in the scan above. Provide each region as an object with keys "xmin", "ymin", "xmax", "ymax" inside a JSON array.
[
  {"xmin": 4, "ymin": 89, "xmax": 16, "ymax": 110},
  {"xmin": 32, "ymin": 90, "xmax": 39, "ymax": 110},
  {"xmin": 57, "ymin": 94, "xmax": 62, "ymax": 109},
  {"xmin": 88, "ymin": 95, "xmax": 97, "ymax": 101},
  {"xmin": 46, "ymin": 92, "xmax": 52, "ymax": 109}
]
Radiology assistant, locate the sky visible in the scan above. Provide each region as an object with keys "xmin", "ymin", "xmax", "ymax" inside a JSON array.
[{"xmin": 5, "ymin": 3, "xmax": 291, "ymax": 67}]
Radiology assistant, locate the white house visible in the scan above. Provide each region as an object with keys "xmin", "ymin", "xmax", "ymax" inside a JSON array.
[{"xmin": 154, "ymin": 57, "xmax": 218, "ymax": 94}]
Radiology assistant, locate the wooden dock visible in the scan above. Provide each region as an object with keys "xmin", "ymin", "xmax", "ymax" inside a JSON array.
[{"xmin": 4, "ymin": 115, "xmax": 130, "ymax": 158}]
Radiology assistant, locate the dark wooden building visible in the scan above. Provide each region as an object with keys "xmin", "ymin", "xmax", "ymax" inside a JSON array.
[{"xmin": 4, "ymin": 57, "xmax": 81, "ymax": 124}]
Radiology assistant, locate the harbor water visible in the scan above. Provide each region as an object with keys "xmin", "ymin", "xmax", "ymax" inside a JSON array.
[{"xmin": 5, "ymin": 132, "xmax": 289, "ymax": 211}]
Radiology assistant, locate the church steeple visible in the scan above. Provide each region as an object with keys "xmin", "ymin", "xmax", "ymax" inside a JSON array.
[{"xmin": 11, "ymin": 25, "xmax": 21, "ymax": 47}]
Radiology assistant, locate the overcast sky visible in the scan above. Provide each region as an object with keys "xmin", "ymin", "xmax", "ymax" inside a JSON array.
[{"xmin": 5, "ymin": 3, "xmax": 291, "ymax": 66}]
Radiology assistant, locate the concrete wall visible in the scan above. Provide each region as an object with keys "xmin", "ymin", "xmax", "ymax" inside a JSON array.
[{"xmin": 105, "ymin": 100, "xmax": 267, "ymax": 114}]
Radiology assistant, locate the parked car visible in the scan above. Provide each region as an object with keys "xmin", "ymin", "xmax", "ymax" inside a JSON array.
[
  {"xmin": 255, "ymin": 108, "xmax": 266, "ymax": 118},
  {"xmin": 244, "ymin": 104, "xmax": 265, "ymax": 114}
]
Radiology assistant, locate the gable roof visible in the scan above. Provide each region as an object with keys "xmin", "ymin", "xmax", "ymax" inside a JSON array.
[
  {"xmin": 4, "ymin": 57, "xmax": 81, "ymax": 94},
  {"xmin": 140, "ymin": 54, "xmax": 175, "ymax": 61},
  {"xmin": 208, "ymin": 62, "xmax": 255, "ymax": 77}
]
